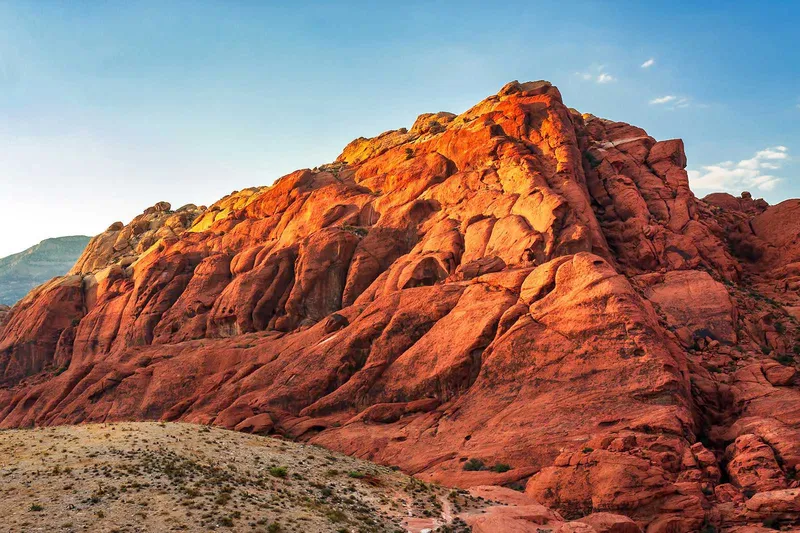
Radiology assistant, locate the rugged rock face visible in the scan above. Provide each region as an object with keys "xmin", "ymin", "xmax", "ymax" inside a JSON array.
[
  {"xmin": 70, "ymin": 201, "xmax": 204, "ymax": 275},
  {"xmin": 1, "ymin": 81, "xmax": 798, "ymax": 531}
]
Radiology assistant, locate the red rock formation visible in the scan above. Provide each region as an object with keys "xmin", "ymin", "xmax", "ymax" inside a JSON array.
[{"xmin": 1, "ymin": 80, "xmax": 799, "ymax": 531}]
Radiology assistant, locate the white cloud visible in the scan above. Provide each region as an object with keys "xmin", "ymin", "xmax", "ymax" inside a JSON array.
[
  {"xmin": 641, "ymin": 58, "xmax": 655, "ymax": 68},
  {"xmin": 688, "ymin": 146, "xmax": 791, "ymax": 193},
  {"xmin": 649, "ymin": 95, "xmax": 699, "ymax": 110},
  {"xmin": 575, "ymin": 69, "xmax": 616, "ymax": 84},
  {"xmin": 650, "ymin": 95, "xmax": 676, "ymax": 105}
]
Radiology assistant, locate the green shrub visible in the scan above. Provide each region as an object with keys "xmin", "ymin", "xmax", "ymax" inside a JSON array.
[
  {"xmin": 269, "ymin": 466, "xmax": 288, "ymax": 478},
  {"xmin": 490, "ymin": 463, "xmax": 511, "ymax": 473},
  {"xmin": 463, "ymin": 458, "xmax": 485, "ymax": 471},
  {"xmin": 700, "ymin": 523, "xmax": 717, "ymax": 533},
  {"xmin": 428, "ymin": 120, "xmax": 445, "ymax": 134},
  {"xmin": 326, "ymin": 509, "xmax": 346, "ymax": 523},
  {"xmin": 584, "ymin": 150, "xmax": 602, "ymax": 169},
  {"xmin": 341, "ymin": 224, "xmax": 368, "ymax": 237}
]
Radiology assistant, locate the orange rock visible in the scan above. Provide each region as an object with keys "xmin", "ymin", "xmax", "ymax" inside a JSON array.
[
  {"xmin": 762, "ymin": 361, "xmax": 797, "ymax": 386},
  {"xmin": 725, "ymin": 434, "xmax": 787, "ymax": 492},
  {"xmin": 576, "ymin": 512, "xmax": 641, "ymax": 533},
  {"xmin": 744, "ymin": 488, "xmax": 800, "ymax": 517},
  {"xmin": 641, "ymin": 270, "xmax": 736, "ymax": 346}
]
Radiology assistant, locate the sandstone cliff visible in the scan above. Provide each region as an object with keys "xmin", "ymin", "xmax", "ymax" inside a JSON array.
[{"xmin": 1, "ymin": 81, "xmax": 798, "ymax": 532}]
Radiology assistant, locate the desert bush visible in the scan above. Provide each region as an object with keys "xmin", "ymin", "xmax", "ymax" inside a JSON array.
[
  {"xmin": 463, "ymin": 458, "xmax": 485, "ymax": 471},
  {"xmin": 269, "ymin": 466, "xmax": 288, "ymax": 478}
]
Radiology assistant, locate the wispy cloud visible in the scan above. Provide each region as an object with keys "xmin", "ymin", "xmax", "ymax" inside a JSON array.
[
  {"xmin": 650, "ymin": 95, "xmax": 676, "ymax": 105},
  {"xmin": 649, "ymin": 95, "xmax": 699, "ymax": 110},
  {"xmin": 688, "ymin": 146, "xmax": 790, "ymax": 193},
  {"xmin": 575, "ymin": 66, "xmax": 616, "ymax": 84},
  {"xmin": 641, "ymin": 58, "xmax": 655, "ymax": 68}
]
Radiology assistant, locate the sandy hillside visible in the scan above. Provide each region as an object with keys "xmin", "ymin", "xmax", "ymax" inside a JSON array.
[{"xmin": 0, "ymin": 422, "xmax": 483, "ymax": 533}]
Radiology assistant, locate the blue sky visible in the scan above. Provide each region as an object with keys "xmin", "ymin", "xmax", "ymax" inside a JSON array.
[{"xmin": 0, "ymin": 1, "xmax": 798, "ymax": 256}]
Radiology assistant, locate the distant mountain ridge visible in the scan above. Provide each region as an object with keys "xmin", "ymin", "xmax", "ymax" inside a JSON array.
[{"xmin": 0, "ymin": 236, "xmax": 90, "ymax": 305}]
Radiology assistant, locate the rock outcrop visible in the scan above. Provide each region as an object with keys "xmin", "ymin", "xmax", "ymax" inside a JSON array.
[{"xmin": 1, "ymin": 81, "xmax": 798, "ymax": 531}]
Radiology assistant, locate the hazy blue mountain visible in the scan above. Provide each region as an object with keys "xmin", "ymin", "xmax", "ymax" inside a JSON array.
[{"xmin": 0, "ymin": 236, "xmax": 90, "ymax": 306}]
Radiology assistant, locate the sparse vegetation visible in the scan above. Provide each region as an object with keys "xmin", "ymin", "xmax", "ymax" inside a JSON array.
[
  {"xmin": 463, "ymin": 458, "xmax": 485, "ymax": 471},
  {"xmin": 269, "ymin": 466, "xmax": 288, "ymax": 478},
  {"xmin": 428, "ymin": 120, "xmax": 445, "ymax": 134},
  {"xmin": 583, "ymin": 150, "xmax": 602, "ymax": 169},
  {"xmin": 0, "ymin": 422, "xmax": 493, "ymax": 531},
  {"xmin": 341, "ymin": 224, "xmax": 368, "ymax": 237}
]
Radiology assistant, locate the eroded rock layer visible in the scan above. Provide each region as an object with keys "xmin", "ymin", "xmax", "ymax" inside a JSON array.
[{"xmin": 1, "ymin": 81, "xmax": 799, "ymax": 532}]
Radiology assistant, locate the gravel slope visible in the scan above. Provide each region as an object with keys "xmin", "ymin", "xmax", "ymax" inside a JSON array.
[{"xmin": 0, "ymin": 422, "xmax": 483, "ymax": 533}]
